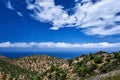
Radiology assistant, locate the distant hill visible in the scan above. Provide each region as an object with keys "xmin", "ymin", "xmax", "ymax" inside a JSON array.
[{"xmin": 0, "ymin": 51, "xmax": 120, "ymax": 80}]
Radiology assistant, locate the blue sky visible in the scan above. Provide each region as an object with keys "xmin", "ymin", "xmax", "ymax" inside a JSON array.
[{"xmin": 0, "ymin": 0, "xmax": 120, "ymax": 52}]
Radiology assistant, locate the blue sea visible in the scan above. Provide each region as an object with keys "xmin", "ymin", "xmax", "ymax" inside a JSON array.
[
  {"xmin": 0, "ymin": 50, "xmax": 117, "ymax": 59},
  {"xmin": 0, "ymin": 51, "xmax": 94, "ymax": 59}
]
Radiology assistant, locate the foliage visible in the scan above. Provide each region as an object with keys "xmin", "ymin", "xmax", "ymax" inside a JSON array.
[
  {"xmin": 94, "ymin": 56, "xmax": 103, "ymax": 64},
  {"xmin": 105, "ymin": 58, "xmax": 111, "ymax": 62},
  {"xmin": 43, "ymin": 65, "xmax": 67, "ymax": 80},
  {"xmin": 67, "ymin": 59, "xmax": 73, "ymax": 66},
  {"xmin": 114, "ymin": 52, "xmax": 120, "ymax": 59}
]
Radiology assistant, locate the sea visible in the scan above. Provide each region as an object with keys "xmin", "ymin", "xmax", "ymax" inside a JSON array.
[
  {"xmin": 0, "ymin": 50, "xmax": 117, "ymax": 59},
  {"xmin": 0, "ymin": 51, "xmax": 95, "ymax": 59}
]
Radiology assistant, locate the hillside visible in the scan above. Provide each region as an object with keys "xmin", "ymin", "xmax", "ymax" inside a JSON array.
[
  {"xmin": 11, "ymin": 55, "xmax": 68, "ymax": 73},
  {"xmin": 0, "ymin": 58, "xmax": 40, "ymax": 80},
  {"xmin": 0, "ymin": 51, "xmax": 120, "ymax": 80}
]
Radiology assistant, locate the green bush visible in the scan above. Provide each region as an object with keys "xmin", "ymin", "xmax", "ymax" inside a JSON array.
[
  {"xmin": 90, "ymin": 63, "xmax": 98, "ymax": 70},
  {"xmin": 89, "ymin": 54, "xmax": 95, "ymax": 60},
  {"xmin": 94, "ymin": 56, "xmax": 103, "ymax": 64},
  {"xmin": 114, "ymin": 52, "xmax": 120, "ymax": 59},
  {"xmin": 44, "ymin": 66, "xmax": 67, "ymax": 80},
  {"xmin": 100, "ymin": 62, "xmax": 118, "ymax": 73},
  {"xmin": 83, "ymin": 57, "xmax": 90, "ymax": 63},
  {"xmin": 67, "ymin": 59, "xmax": 73, "ymax": 66},
  {"xmin": 76, "ymin": 60, "xmax": 84, "ymax": 66},
  {"xmin": 105, "ymin": 58, "xmax": 111, "ymax": 62},
  {"xmin": 77, "ymin": 65, "xmax": 87, "ymax": 77},
  {"xmin": 76, "ymin": 63, "xmax": 98, "ymax": 77}
]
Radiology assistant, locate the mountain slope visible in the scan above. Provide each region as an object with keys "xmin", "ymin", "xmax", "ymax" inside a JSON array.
[
  {"xmin": 0, "ymin": 51, "xmax": 120, "ymax": 80},
  {"xmin": 12, "ymin": 55, "xmax": 68, "ymax": 73},
  {"xmin": 0, "ymin": 58, "xmax": 40, "ymax": 80}
]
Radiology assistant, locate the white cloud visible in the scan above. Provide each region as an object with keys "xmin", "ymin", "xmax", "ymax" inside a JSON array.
[
  {"xmin": 25, "ymin": 0, "xmax": 120, "ymax": 36},
  {"xmin": 5, "ymin": 0, "xmax": 120, "ymax": 36},
  {"xmin": 0, "ymin": 42, "xmax": 120, "ymax": 49},
  {"xmin": 84, "ymin": 25, "xmax": 120, "ymax": 36}
]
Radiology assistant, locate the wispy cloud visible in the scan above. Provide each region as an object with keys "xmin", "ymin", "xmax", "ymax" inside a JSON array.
[
  {"xmin": 25, "ymin": 0, "xmax": 120, "ymax": 36},
  {"xmin": 5, "ymin": 0, "xmax": 120, "ymax": 36},
  {"xmin": 5, "ymin": 1, "xmax": 23, "ymax": 17},
  {"xmin": 0, "ymin": 42, "xmax": 120, "ymax": 49},
  {"xmin": 16, "ymin": 11, "xmax": 23, "ymax": 17},
  {"xmin": 6, "ymin": 1, "xmax": 14, "ymax": 10}
]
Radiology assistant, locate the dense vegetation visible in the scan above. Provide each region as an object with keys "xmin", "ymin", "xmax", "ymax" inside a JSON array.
[{"xmin": 0, "ymin": 51, "xmax": 120, "ymax": 80}]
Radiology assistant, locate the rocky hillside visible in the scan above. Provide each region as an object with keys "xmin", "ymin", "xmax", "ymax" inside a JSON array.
[
  {"xmin": 11, "ymin": 55, "xmax": 68, "ymax": 73},
  {"xmin": 0, "ymin": 51, "xmax": 120, "ymax": 80},
  {"xmin": 0, "ymin": 58, "xmax": 40, "ymax": 80}
]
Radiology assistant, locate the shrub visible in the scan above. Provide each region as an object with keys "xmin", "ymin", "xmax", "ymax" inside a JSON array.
[
  {"xmin": 100, "ymin": 62, "xmax": 115, "ymax": 73},
  {"xmin": 90, "ymin": 63, "xmax": 98, "ymax": 70},
  {"xmin": 44, "ymin": 66, "xmax": 67, "ymax": 80},
  {"xmin": 77, "ymin": 65, "xmax": 87, "ymax": 77},
  {"xmin": 67, "ymin": 59, "xmax": 73, "ymax": 66},
  {"xmin": 105, "ymin": 58, "xmax": 111, "ymax": 62},
  {"xmin": 83, "ymin": 57, "xmax": 90, "ymax": 63},
  {"xmin": 76, "ymin": 60, "xmax": 84, "ymax": 66},
  {"xmin": 114, "ymin": 52, "xmax": 120, "ymax": 59},
  {"xmin": 94, "ymin": 56, "xmax": 103, "ymax": 64},
  {"xmin": 76, "ymin": 63, "xmax": 98, "ymax": 77},
  {"xmin": 89, "ymin": 54, "xmax": 95, "ymax": 60}
]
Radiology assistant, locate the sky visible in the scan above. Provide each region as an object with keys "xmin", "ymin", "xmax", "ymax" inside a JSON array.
[{"xmin": 0, "ymin": 0, "xmax": 120, "ymax": 52}]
